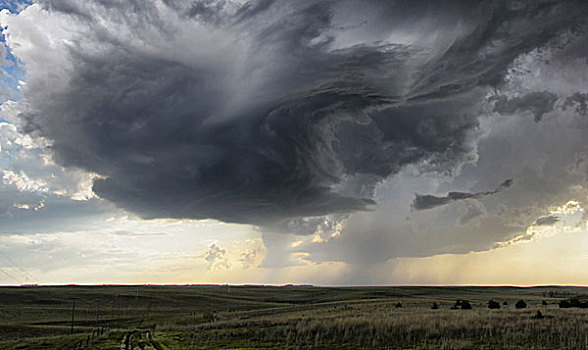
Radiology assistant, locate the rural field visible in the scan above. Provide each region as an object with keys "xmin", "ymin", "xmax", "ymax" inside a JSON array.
[{"xmin": 0, "ymin": 285, "xmax": 586, "ymax": 349}]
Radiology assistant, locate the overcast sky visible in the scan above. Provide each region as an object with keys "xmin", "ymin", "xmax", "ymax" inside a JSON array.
[{"xmin": 0, "ymin": 0, "xmax": 587, "ymax": 285}]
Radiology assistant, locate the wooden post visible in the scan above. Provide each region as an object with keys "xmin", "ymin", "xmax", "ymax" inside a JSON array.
[
  {"xmin": 69, "ymin": 297, "xmax": 80, "ymax": 335},
  {"xmin": 95, "ymin": 300, "xmax": 100, "ymax": 327}
]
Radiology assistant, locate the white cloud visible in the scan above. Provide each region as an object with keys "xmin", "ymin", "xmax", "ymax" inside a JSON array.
[
  {"xmin": 2, "ymin": 169, "xmax": 47, "ymax": 192},
  {"xmin": 205, "ymin": 244, "xmax": 230, "ymax": 270}
]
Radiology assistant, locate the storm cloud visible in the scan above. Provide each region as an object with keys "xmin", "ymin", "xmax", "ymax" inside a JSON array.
[
  {"xmin": 412, "ymin": 179, "xmax": 513, "ymax": 211},
  {"xmin": 5, "ymin": 0, "xmax": 588, "ymax": 229},
  {"xmin": 534, "ymin": 215, "xmax": 559, "ymax": 226},
  {"xmin": 493, "ymin": 91, "xmax": 558, "ymax": 121}
]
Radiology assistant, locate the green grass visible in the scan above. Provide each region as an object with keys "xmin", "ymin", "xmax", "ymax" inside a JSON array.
[{"xmin": 0, "ymin": 285, "xmax": 586, "ymax": 349}]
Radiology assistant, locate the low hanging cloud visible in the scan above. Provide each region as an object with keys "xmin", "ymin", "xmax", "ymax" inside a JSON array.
[
  {"xmin": 3, "ymin": 0, "xmax": 588, "ymax": 230},
  {"xmin": 412, "ymin": 179, "xmax": 514, "ymax": 211},
  {"xmin": 534, "ymin": 215, "xmax": 560, "ymax": 226}
]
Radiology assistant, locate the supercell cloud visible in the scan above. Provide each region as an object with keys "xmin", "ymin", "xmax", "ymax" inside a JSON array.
[{"xmin": 3, "ymin": 0, "xmax": 588, "ymax": 237}]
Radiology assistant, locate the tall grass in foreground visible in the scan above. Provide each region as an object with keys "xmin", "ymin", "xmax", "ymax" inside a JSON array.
[{"xmin": 162, "ymin": 306, "xmax": 588, "ymax": 349}]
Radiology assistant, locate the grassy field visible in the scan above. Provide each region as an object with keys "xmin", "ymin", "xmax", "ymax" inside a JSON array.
[{"xmin": 0, "ymin": 285, "xmax": 586, "ymax": 349}]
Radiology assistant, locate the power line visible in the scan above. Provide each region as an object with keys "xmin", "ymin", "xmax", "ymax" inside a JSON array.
[
  {"xmin": 0, "ymin": 250, "xmax": 41, "ymax": 283},
  {"xmin": 0, "ymin": 267, "xmax": 24, "ymax": 285},
  {"xmin": 0, "ymin": 250, "xmax": 41, "ymax": 284}
]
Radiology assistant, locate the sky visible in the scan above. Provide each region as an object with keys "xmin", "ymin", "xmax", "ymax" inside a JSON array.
[{"xmin": 0, "ymin": 0, "xmax": 587, "ymax": 286}]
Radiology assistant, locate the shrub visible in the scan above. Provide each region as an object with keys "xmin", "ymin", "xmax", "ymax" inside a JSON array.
[
  {"xmin": 533, "ymin": 310, "xmax": 545, "ymax": 320},
  {"xmin": 488, "ymin": 300, "xmax": 500, "ymax": 309},
  {"xmin": 452, "ymin": 300, "xmax": 471, "ymax": 310},
  {"xmin": 203, "ymin": 311, "xmax": 217, "ymax": 323},
  {"xmin": 431, "ymin": 302, "xmax": 439, "ymax": 310},
  {"xmin": 569, "ymin": 298, "xmax": 588, "ymax": 308},
  {"xmin": 559, "ymin": 298, "xmax": 588, "ymax": 308},
  {"xmin": 515, "ymin": 300, "xmax": 527, "ymax": 309},
  {"xmin": 542, "ymin": 300, "xmax": 548, "ymax": 306},
  {"xmin": 503, "ymin": 301, "xmax": 508, "ymax": 306},
  {"xmin": 532, "ymin": 310, "xmax": 544, "ymax": 319}
]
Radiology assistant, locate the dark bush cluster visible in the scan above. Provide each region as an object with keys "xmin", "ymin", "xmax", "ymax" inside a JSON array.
[
  {"xmin": 532, "ymin": 310, "xmax": 544, "ymax": 319},
  {"xmin": 431, "ymin": 302, "xmax": 439, "ymax": 310},
  {"xmin": 515, "ymin": 300, "xmax": 527, "ymax": 309},
  {"xmin": 451, "ymin": 300, "xmax": 471, "ymax": 310},
  {"xmin": 488, "ymin": 300, "xmax": 501, "ymax": 309},
  {"xmin": 559, "ymin": 298, "xmax": 588, "ymax": 308}
]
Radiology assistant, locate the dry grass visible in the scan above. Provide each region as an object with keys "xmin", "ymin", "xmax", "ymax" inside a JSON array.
[
  {"xmin": 163, "ymin": 302, "xmax": 588, "ymax": 349},
  {"xmin": 2, "ymin": 286, "xmax": 587, "ymax": 349}
]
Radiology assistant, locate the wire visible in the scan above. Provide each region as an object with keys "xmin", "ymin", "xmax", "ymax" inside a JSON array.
[
  {"xmin": 0, "ymin": 250, "xmax": 41, "ymax": 284},
  {"xmin": 0, "ymin": 267, "xmax": 24, "ymax": 285}
]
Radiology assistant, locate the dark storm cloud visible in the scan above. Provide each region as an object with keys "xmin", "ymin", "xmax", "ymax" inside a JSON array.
[
  {"xmin": 493, "ymin": 91, "xmax": 558, "ymax": 121},
  {"xmin": 18, "ymin": 0, "xmax": 588, "ymax": 226},
  {"xmin": 412, "ymin": 179, "xmax": 513, "ymax": 211},
  {"xmin": 534, "ymin": 215, "xmax": 559, "ymax": 226},
  {"xmin": 563, "ymin": 93, "xmax": 588, "ymax": 117}
]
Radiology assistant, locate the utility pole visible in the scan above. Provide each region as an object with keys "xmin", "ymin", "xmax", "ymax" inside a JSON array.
[{"xmin": 70, "ymin": 297, "xmax": 80, "ymax": 335}]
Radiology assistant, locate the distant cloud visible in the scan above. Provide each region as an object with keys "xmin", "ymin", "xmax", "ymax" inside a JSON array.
[
  {"xmin": 2, "ymin": 169, "xmax": 47, "ymax": 193},
  {"xmin": 412, "ymin": 179, "xmax": 513, "ymax": 211},
  {"xmin": 204, "ymin": 244, "xmax": 230, "ymax": 270},
  {"xmin": 110, "ymin": 231, "xmax": 166, "ymax": 237},
  {"xmin": 239, "ymin": 249, "xmax": 257, "ymax": 269},
  {"xmin": 534, "ymin": 215, "xmax": 559, "ymax": 226}
]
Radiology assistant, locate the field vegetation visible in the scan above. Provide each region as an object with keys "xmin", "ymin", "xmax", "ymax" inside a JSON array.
[{"xmin": 0, "ymin": 285, "xmax": 586, "ymax": 349}]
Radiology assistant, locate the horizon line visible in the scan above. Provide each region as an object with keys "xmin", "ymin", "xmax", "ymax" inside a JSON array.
[{"xmin": 4, "ymin": 283, "xmax": 588, "ymax": 288}]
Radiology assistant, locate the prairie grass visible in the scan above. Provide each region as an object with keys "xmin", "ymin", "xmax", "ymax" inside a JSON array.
[
  {"xmin": 162, "ymin": 302, "xmax": 588, "ymax": 349},
  {"xmin": 1, "ymin": 285, "xmax": 587, "ymax": 349}
]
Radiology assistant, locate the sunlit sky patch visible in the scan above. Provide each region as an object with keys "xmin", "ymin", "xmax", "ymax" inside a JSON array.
[{"xmin": 0, "ymin": 0, "xmax": 587, "ymax": 286}]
